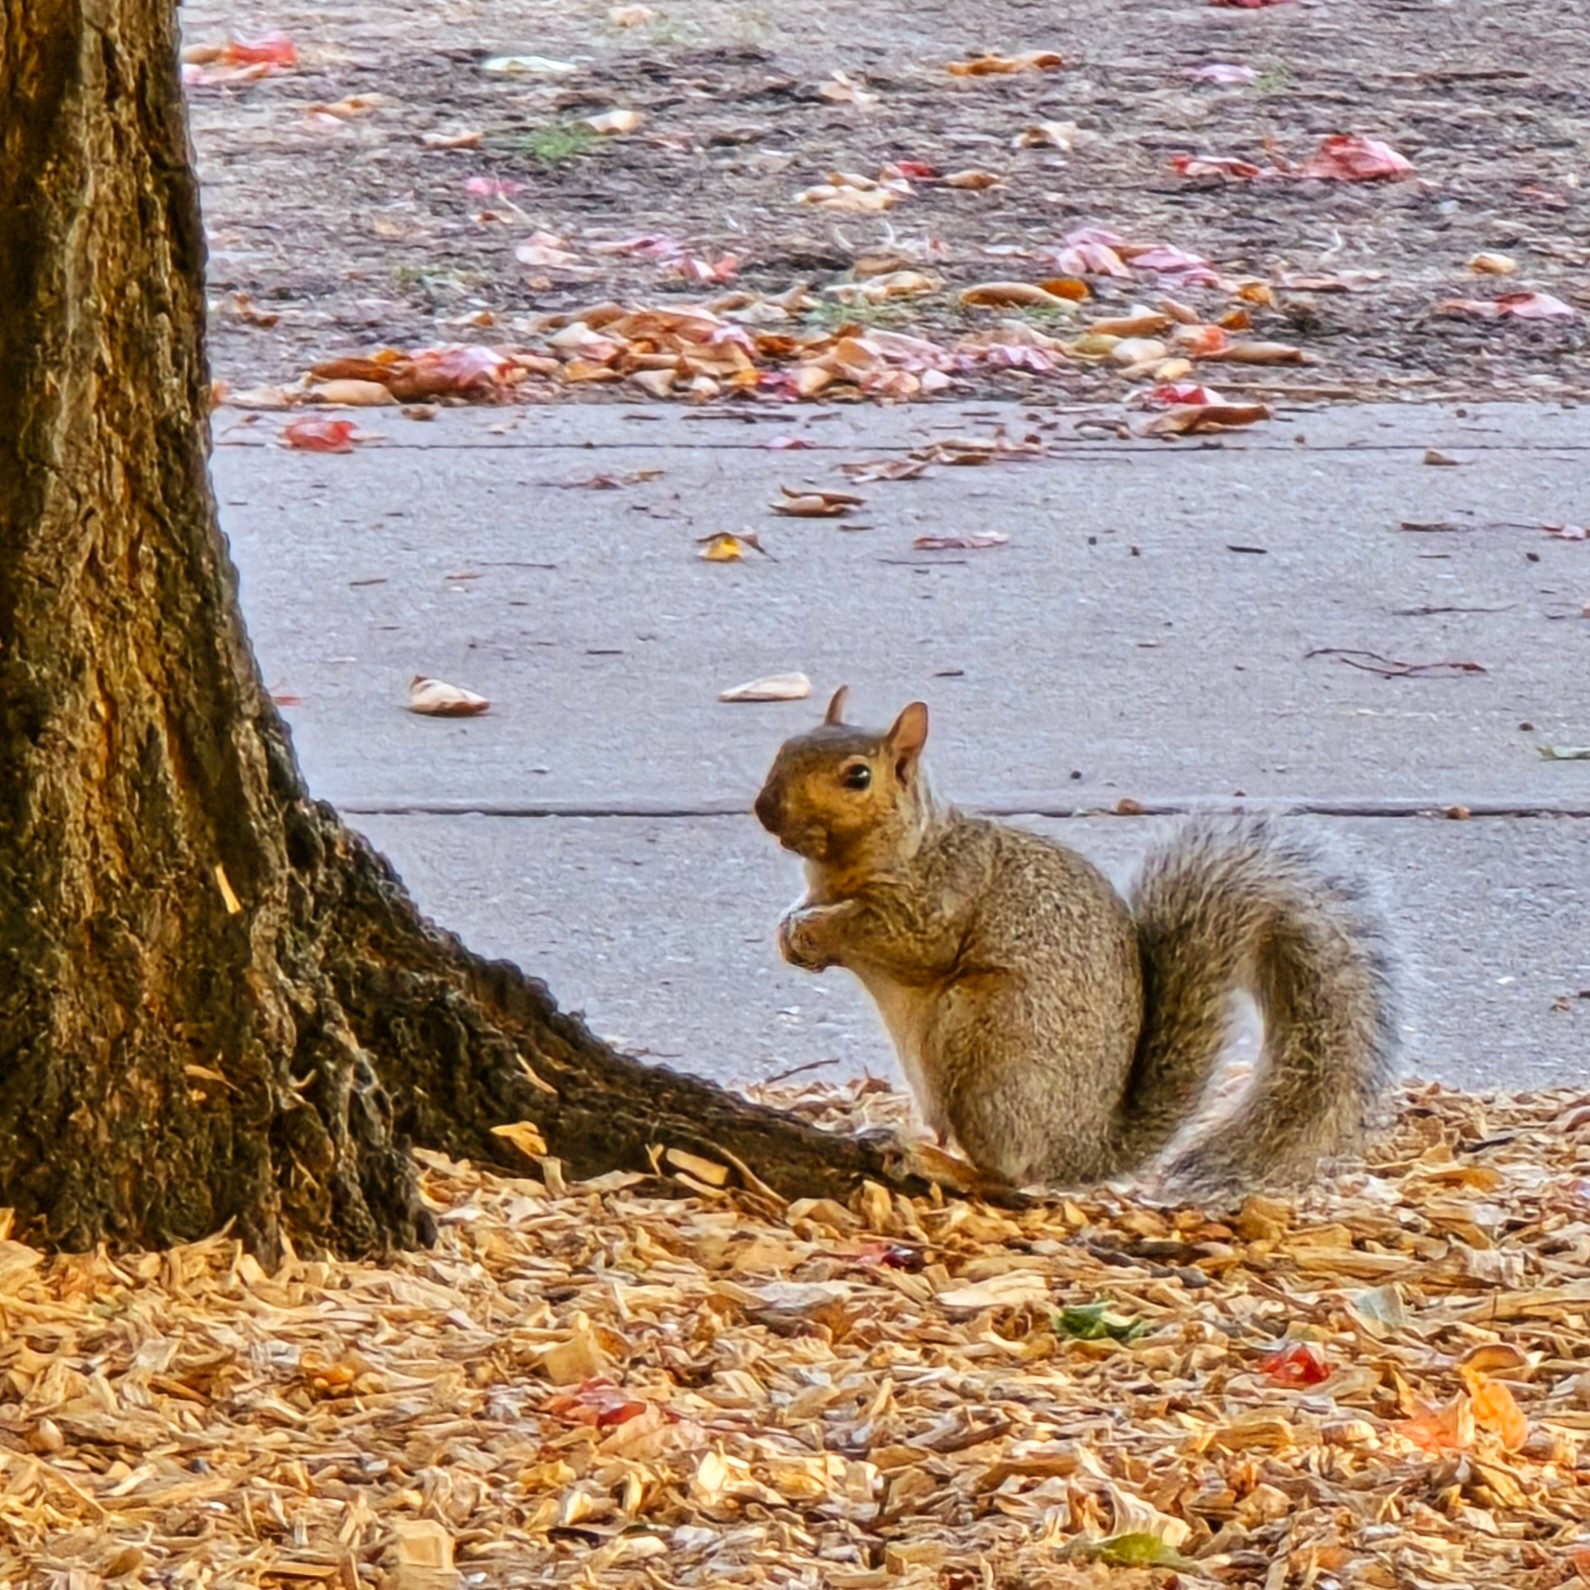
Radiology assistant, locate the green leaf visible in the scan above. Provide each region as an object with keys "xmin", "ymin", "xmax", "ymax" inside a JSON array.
[
  {"xmin": 1064, "ymin": 1533, "xmax": 1202, "ymax": 1571},
  {"xmin": 1540, "ymin": 745, "xmax": 1590, "ymax": 760},
  {"xmin": 1056, "ymin": 1299, "xmax": 1146, "ymax": 1342}
]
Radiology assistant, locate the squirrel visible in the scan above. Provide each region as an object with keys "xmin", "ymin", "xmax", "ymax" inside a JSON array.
[{"xmin": 753, "ymin": 687, "xmax": 1398, "ymax": 1196}]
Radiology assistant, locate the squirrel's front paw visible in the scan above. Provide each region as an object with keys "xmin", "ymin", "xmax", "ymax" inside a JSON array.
[{"xmin": 777, "ymin": 903, "xmax": 845, "ymax": 971}]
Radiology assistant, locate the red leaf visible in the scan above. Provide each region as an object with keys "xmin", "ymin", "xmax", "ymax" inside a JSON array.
[
  {"xmin": 1170, "ymin": 152, "xmax": 1265, "ymax": 180},
  {"xmin": 282, "ymin": 416, "xmax": 356, "ymax": 452},
  {"xmin": 1257, "ymin": 1341, "xmax": 1330, "ymax": 1386},
  {"xmin": 1494, "ymin": 290, "xmax": 1577, "ymax": 320},
  {"xmin": 546, "ymin": 1377, "xmax": 652, "ymax": 1427},
  {"xmin": 1146, "ymin": 383, "xmax": 1224, "ymax": 408},
  {"xmin": 1129, "ymin": 246, "xmax": 1219, "ymax": 285},
  {"xmin": 1440, "ymin": 291, "xmax": 1576, "ymax": 321},
  {"xmin": 223, "ymin": 31, "xmax": 297, "ymax": 67},
  {"xmin": 1296, "ymin": 135, "xmax": 1413, "ymax": 182}
]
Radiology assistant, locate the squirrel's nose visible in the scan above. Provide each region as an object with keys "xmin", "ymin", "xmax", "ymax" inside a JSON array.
[{"xmin": 754, "ymin": 786, "xmax": 780, "ymax": 832}]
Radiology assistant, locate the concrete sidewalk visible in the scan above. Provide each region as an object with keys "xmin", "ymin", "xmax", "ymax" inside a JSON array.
[{"xmin": 213, "ymin": 399, "xmax": 1590, "ymax": 1093}]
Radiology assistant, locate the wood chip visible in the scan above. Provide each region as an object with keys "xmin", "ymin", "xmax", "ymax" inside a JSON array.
[{"xmin": 4, "ymin": 1081, "xmax": 1587, "ymax": 1587}]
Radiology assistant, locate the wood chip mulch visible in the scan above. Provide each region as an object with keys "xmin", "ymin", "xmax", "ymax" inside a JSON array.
[{"xmin": 8, "ymin": 1080, "xmax": 1590, "ymax": 1588}]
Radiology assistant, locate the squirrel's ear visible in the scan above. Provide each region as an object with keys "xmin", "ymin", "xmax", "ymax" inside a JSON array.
[
  {"xmin": 823, "ymin": 685, "xmax": 849, "ymax": 726},
  {"xmin": 886, "ymin": 701, "xmax": 929, "ymax": 776}
]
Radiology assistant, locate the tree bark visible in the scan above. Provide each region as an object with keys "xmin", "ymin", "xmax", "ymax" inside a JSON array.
[{"xmin": 0, "ymin": 2, "xmax": 920, "ymax": 1263}]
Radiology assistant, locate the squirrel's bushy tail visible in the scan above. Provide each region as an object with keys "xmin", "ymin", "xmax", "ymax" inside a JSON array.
[{"xmin": 1113, "ymin": 816, "xmax": 1399, "ymax": 1195}]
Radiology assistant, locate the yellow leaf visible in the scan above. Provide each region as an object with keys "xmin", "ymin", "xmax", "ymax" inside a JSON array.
[{"xmin": 491, "ymin": 1120, "xmax": 548, "ymax": 1159}]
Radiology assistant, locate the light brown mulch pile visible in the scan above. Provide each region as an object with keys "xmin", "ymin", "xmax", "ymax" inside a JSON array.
[{"xmin": 9, "ymin": 1081, "xmax": 1590, "ymax": 1588}]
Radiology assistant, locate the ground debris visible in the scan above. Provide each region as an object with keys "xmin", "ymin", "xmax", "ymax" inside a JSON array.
[{"xmin": 6, "ymin": 1081, "xmax": 1590, "ymax": 1587}]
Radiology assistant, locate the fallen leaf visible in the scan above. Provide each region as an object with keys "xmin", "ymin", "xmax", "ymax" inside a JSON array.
[
  {"xmin": 1468, "ymin": 252, "xmax": 1517, "ymax": 276},
  {"xmin": 772, "ymin": 486, "xmax": 863, "ymax": 518},
  {"xmin": 827, "ymin": 270, "xmax": 938, "ymax": 304},
  {"xmin": 1056, "ymin": 1301, "xmax": 1145, "ymax": 1342},
  {"xmin": 1129, "ymin": 245, "xmax": 1218, "ymax": 283},
  {"xmin": 1463, "ymin": 1375, "xmax": 1528, "ymax": 1450},
  {"xmin": 584, "ymin": 108, "xmax": 644, "ymax": 135},
  {"xmin": 696, "ymin": 532, "xmax": 769, "ymax": 562},
  {"xmin": 1173, "ymin": 324, "xmax": 1230, "ymax": 357},
  {"xmin": 1541, "ymin": 745, "xmax": 1590, "ymax": 760},
  {"xmin": 482, "ymin": 54, "xmax": 578, "ymax": 75},
  {"xmin": 407, "ymin": 676, "xmax": 491, "ymax": 716},
  {"xmin": 1257, "ymin": 1341, "xmax": 1330, "ymax": 1386},
  {"xmin": 959, "ymin": 281, "xmax": 1071, "ymax": 308},
  {"xmin": 718, "ymin": 672, "xmax": 812, "ymax": 702},
  {"xmin": 1297, "ymin": 135, "xmax": 1413, "ymax": 181},
  {"xmin": 1073, "ymin": 1534, "xmax": 1193, "ymax": 1569},
  {"xmin": 221, "ymin": 30, "xmax": 298, "ymax": 67},
  {"xmin": 913, "ymin": 532, "xmax": 1009, "ymax": 551},
  {"xmin": 1398, "ymin": 1394, "xmax": 1474, "ymax": 1453},
  {"xmin": 1210, "ymin": 340, "xmax": 1313, "ymax": 365},
  {"xmin": 1146, "ymin": 382, "xmax": 1225, "ymax": 407},
  {"xmin": 1440, "ymin": 290, "xmax": 1576, "ymax": 321},
  {"xmin": 309, "ymin": 379, "xmax": 397, "ymax": 407},
  {"xmin": 608, "ymin": 4, "xmax": 655, "ymax": 23},
  {"xmin": 282, "ymin": 416, "xmax": 357, "ymax": 452},
  {"xmin": 515, "ymin": 231, "xmax": 582, "ymax": 269},
  {"xmin": 1184, "ymin": 62, "xmax": 1256, "ymax": 85},
  {"xmin": 941, "ymin": 168, "xmax": 1003, "ymax": 189},
  {"xmin": 881, "ymin": 160, "xmax": 938, "ymax": 182},
  {"xmin": 1276, "ymin": 270, "xmax": 1384, "ymax": 292},
  {"xmin": 546, "ymin": 469, "xmax": 664, "ymax": 489},
  {"xmin": 843, "ymin": 457, "xmax": 932, "ymax": 482},
  {"xmin": 946, "ymin": 51, "xmax": 1064, "ymax": 76},
  {"xmin": 1013, "ymin": 121, "xmax": 1087, "ymax": 150},
  {"xmin": 225, "ymin": 385, "xmax": 295, "ymax": 409},
  {"xmin": 1143, "ymin": 402, "xmax": 1270, "ymax": 436},
  {"xmin": 1424, "ymin": 449, "xmax": 1461, "ymax": 466},
  {"xmin": 1170, "ymin": 152, "xmax": 1266, "ymax": 180},
  {"xmin": 423, "ymin": 128, "xmax": 484, "ymax": 149},
  {"xmin": 794, "ymin": 176, "xmax": 905, "ymax": 212}
]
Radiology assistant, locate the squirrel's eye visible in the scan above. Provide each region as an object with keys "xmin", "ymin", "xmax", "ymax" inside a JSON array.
[{"xmin": 842, "ymin": 763, "xmax": 872, "ymax": 791}]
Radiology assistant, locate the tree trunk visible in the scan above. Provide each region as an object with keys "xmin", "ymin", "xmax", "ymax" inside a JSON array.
[{"xmin": 0, "ymin": 1, "xmax": 919, "ymax": 1263}]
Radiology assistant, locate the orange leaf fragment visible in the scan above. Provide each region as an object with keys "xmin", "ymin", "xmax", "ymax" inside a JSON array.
[
  {"xmin": 1460, "ymin": 1370, "xmax": 1528, "ymax": 1450},
  {"xmin": 946, "ymin": 50, "xmax": 1063, "ymax": 76},
  {"xmin": 1397, "ymin": 1394, "xmax": 1474, "ymax": 1454},
  {"xmin": 941, "ymin": 168, "xmax": 1003, "ymax": 189},
  {"xmin": 960, "ymin": 281, "xmax": 1070, "ymax": 308}
]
